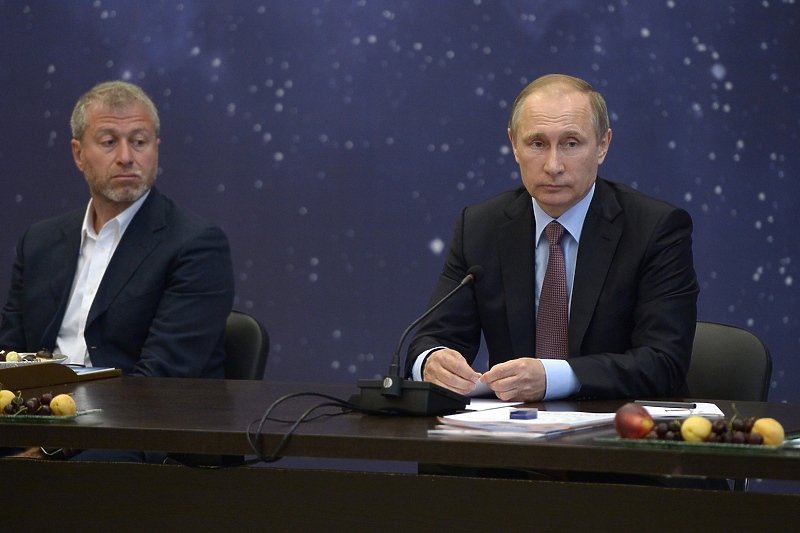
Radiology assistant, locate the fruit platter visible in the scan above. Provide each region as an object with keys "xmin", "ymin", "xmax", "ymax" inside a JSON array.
[
  {"xmin": 0, "ymin": 349, "xmax": 67, "ymax": 367},
  {"xmin": 599, "ymin": 401, "xmax": 786, "ymax": 451},
  {"xmin": 0, "ymin": 388, "xmax": 99, "ymax": 421}
]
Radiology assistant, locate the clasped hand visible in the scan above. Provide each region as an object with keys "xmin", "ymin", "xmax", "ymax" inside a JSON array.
[{"xmin": 423, "ymin": 348, "xmax": 546, "ymax": 402}]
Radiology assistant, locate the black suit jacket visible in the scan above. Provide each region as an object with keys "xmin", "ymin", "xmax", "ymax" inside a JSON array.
[
  {"xmin": 407, "ymin": 178, "xmax": 699, "ymax": 399},
  {"xmin": 0, "ymin": 187, "xmax": 235, "ymax": 378}
]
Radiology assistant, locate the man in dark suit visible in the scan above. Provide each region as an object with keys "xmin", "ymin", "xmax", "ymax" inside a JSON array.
[
  {"xmin": 407, "ymin": 74, "xmax": 698, "ymax": 402},
  {"xmin": 0, "ymin": 81, "xmax": 234, "ymax": 379}
]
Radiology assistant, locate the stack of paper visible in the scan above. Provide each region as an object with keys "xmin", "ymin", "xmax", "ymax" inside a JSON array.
[{"xmin": 428, "ymin": 407, "xmax": 616, "ymax": 439}]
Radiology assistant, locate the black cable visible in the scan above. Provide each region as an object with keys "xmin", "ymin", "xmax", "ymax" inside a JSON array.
[
  {"xmin": 256, "ymin": 410, "xmax": 340, "ymax": 424},
  {"xmin": 174, "ymin": 391, "xmax": 403, "ymax": 469},
  {"xmin": 250, "ymin": 401, "xmax": 347, "ymax": 463},
  {"xmin": 245, "ymin": 391, "xmax": 405, "ymax": 465},
  {"xmin": 246, "ymin": 392, "xmax": 358, "ymax": 463}
]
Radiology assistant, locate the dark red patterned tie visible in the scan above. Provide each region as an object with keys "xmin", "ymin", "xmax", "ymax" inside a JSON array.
[{"xmin": 536, "ymin": 221, "xmax": 569, "ymax": 359}]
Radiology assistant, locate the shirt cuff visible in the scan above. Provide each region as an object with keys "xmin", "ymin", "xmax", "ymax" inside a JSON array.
[
  {"xmin": 410, "ymin": 347, "xmax": 445, "ymax": 381},
  {"xmin": 539, "ymin": 359, "xmax": 581, "ymax": 400}
]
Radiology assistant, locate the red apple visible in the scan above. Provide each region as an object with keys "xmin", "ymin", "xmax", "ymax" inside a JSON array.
[{"xmin": 614, "ymin": 402, "xmax": 654, "ymax": 439}]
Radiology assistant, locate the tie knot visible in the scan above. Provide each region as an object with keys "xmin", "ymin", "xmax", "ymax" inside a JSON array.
[{"xmin": 545, "ymin": 221, "xmax": 565, "ymax": 245}]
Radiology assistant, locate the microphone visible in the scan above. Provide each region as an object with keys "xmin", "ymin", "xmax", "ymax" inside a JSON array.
[{"xmin": 349, "ymin": 265, "xmax": 485, "ymax": 416}]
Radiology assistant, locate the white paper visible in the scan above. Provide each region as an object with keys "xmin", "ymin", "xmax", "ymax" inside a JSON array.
[
  {"xmin": 466, "ymin": 398, "xmax": 523, "ymax": 411},
  {"xmin": 642, "ymin": 402, "xmax": 725, "ymax": 419},
  {"xmin": 428, "ymin": 428, "xmax": 548, "ymax": 440},
  {"xmin": 467, "ymin": 379, "xmax": 493, "ymax": 397},
  {"xmin": 72, "ymin": 366, "xmax": 117, "ymax": 375},
  {"xmin": 439, "ymin": 407, "xmax": 616, "ymax": 433}
]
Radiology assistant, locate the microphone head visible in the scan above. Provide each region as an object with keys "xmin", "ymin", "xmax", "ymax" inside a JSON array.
[{"xmin": 466, "ymin": 265, "xmax": 484, "ymax": 284}]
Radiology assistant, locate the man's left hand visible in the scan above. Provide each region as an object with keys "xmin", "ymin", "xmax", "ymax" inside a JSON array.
[{"xmin": 481, "ymin": 357, "xmax": 546, "ymax": 402}]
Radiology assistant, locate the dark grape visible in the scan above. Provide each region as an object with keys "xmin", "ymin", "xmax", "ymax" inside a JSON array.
[
  {"xmin": 705, "ymin": 433, "xmax": 720, "ymax": 443},
  {"xmin": 748, "ymin": 433, "xmax": 764, "ymax": 445},
  {"xmin": 742, "ymin": 417, "xmax": 755, "ymax": 433},
  {"xmin": 646, "ymin": 430, "xmax": 659, "ymax": 440},
  {"xmin": 664, "ymin": 430, "xmax": 677, "ymax": 441},
  {"xmin": 11, "ymin": 395, "xmax": 25, "ymax": 411},
  {"xmin": 38, "ymin": 405, "xmax": 52, "ymax": 416},
  {"xmin": 712, "ymin": 419, "xmax": 729, "ymax": 435},
  {"xmin": 732, "ymin": 431, "xmax": 747, "ymax": 444},
  {"xmin": 3, "ymin": 404, "xmax": 14, "ymax": 415},
  {"xmin": 24, "ymin": 399, "xmax": 40, "ymax": 415},
  {"xmin": 655, "ymin": 422, "xmax": 669, "ymax": 437},
  {"xmin": 40, "ymin": 393, "xmax": 53, "ymax": 406},
  {"xmin": 732, "ymin": 418, "xmax": 745, "ymax": 432}
]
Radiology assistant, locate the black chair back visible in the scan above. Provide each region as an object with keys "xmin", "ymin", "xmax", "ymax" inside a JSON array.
[
  {"xmin": 687, "ymin": 321, "xmax": 772, "ymax": 402},
  {"xmin": 224, "ymin": 311, "xmax": 269, "ymax": 380}
]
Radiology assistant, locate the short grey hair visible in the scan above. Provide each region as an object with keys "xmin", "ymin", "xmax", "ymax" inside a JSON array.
[
  {"xmin": 70, "ymin": 81, "xmax": 160, "ymax": 140},
  {"xmin": 508, "ymin": 74, "xmax": 609, "ymax": 142}
]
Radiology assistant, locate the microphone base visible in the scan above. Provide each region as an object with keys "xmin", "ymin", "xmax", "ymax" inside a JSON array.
[{"xmin": 349, "ymin": 379, "xmax": 469, "ymax": 416}]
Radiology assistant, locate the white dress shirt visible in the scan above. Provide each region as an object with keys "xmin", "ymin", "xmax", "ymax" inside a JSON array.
[
  {"xmin": 412, "ymin": 184, "xmax": 595, "ymax": 400},
  {"xmin": 55, "ymin": 192, "xmax": 150, "ymax": 366}
]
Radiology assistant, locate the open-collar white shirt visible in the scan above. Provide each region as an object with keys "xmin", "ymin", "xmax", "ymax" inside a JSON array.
[{"xmin": 55, "ymin": 191, "xmax": 150, "ymax": 366}]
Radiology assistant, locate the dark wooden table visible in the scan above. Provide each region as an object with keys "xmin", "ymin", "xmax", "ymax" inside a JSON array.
[{"xmin": 3, "ymin": 377, "xmax": 800, "ymax": 532}]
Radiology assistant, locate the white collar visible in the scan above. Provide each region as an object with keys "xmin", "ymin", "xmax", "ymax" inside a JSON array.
[
  {"xmin": 81, "ymin": 190, "xmax": 151, "ymax": 244},
  {"xmin": 532, "ymin": 183, "xmax": 595, "ymax": 246}
]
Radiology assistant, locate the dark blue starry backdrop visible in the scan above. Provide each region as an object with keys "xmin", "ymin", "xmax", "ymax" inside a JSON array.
[{"xmin": 1, "ymin": 1, "xmax": 798, "ymax": 399}]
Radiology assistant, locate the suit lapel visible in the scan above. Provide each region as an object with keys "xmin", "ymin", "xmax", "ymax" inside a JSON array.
[
  {"xmin": 41, "ymin": 215, "xmax": 83, "ymax": 347},
  {"xmin": 48, "ymin": 221, "xmax": 82, "ymax": 302},
  {"xmin": 497, "ymin": 192, "xmax": 536, "ymax": 359},
  {"xmin": 86, "ymin": 189, "xmax": 166, "ymax": 327},
  {"xmin": 569, "ymin": 179, "xmax": 622, "ymax": 356}
]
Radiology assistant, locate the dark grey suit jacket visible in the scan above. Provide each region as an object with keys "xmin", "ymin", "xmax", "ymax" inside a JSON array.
[
  {"xmin": 407, "ymin": 178, "xmax": 699, "ymax": 399},
  {"xmin": 0, "ymin": 187, "xmax": 235, "ymax": 378}
]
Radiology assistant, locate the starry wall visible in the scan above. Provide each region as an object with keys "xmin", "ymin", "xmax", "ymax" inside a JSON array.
[{"xmin": 0, "ymin": 1, "xmax": 798, "ymax": 402}]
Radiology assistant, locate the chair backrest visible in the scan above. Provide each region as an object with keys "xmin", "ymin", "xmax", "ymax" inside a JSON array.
[
  {"xmin": 224, "ymin": 310, "xmax": 270, "ymax": 380},
  {"xmin": 687, "ymin": 321, "xmax": 772, "ymax": 402}
]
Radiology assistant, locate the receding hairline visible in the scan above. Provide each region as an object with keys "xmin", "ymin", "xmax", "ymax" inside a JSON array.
[
  {"xmin": 70, "ymin": 81, "xmax": 160, "ymax": 140},
  {"xmin": 508, "ymin": 74, "xmax": 609, "ymax": 142}
]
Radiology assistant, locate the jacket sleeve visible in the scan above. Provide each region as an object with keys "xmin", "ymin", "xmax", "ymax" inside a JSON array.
[
  {"xmin": 568, "ymin": 206, "xmax": 699, "ymax": 398},
  {"xmin": 130, "ymin": 224, "xmax": 234, "ymax": 378}
]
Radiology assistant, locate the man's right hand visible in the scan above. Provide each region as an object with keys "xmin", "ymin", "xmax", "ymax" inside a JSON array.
[{"xmin": 422, "ymin": 348, "xmax": 481, "ymax": 395}]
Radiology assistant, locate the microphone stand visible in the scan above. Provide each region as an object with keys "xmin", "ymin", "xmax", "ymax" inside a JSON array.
[{"xmin": 348, "ymin": 267, "xmax": 483, "ymax": 416}]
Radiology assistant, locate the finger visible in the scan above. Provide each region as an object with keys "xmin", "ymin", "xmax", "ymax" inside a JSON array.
[
  {"xmin": 428, "ymin": 349, "xmax": 478, "ymax": 379},
  {"xmin": 426, "ymin": 350, "xmax": 479, "ymax": 394},
  {"xmin": 486, "ymin": 359, "xmax": 546, "ymax": 402},
  {"xmin": 441, "ymin": 357, "xmax": 481, "ymax": 382},
  {"xmin": 482, "ymin": 360, "xmax": 512, "ymax": 385},
  {"xmin": 485, "ymin": 375, "xmax": 516, "ymax": 397}
]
